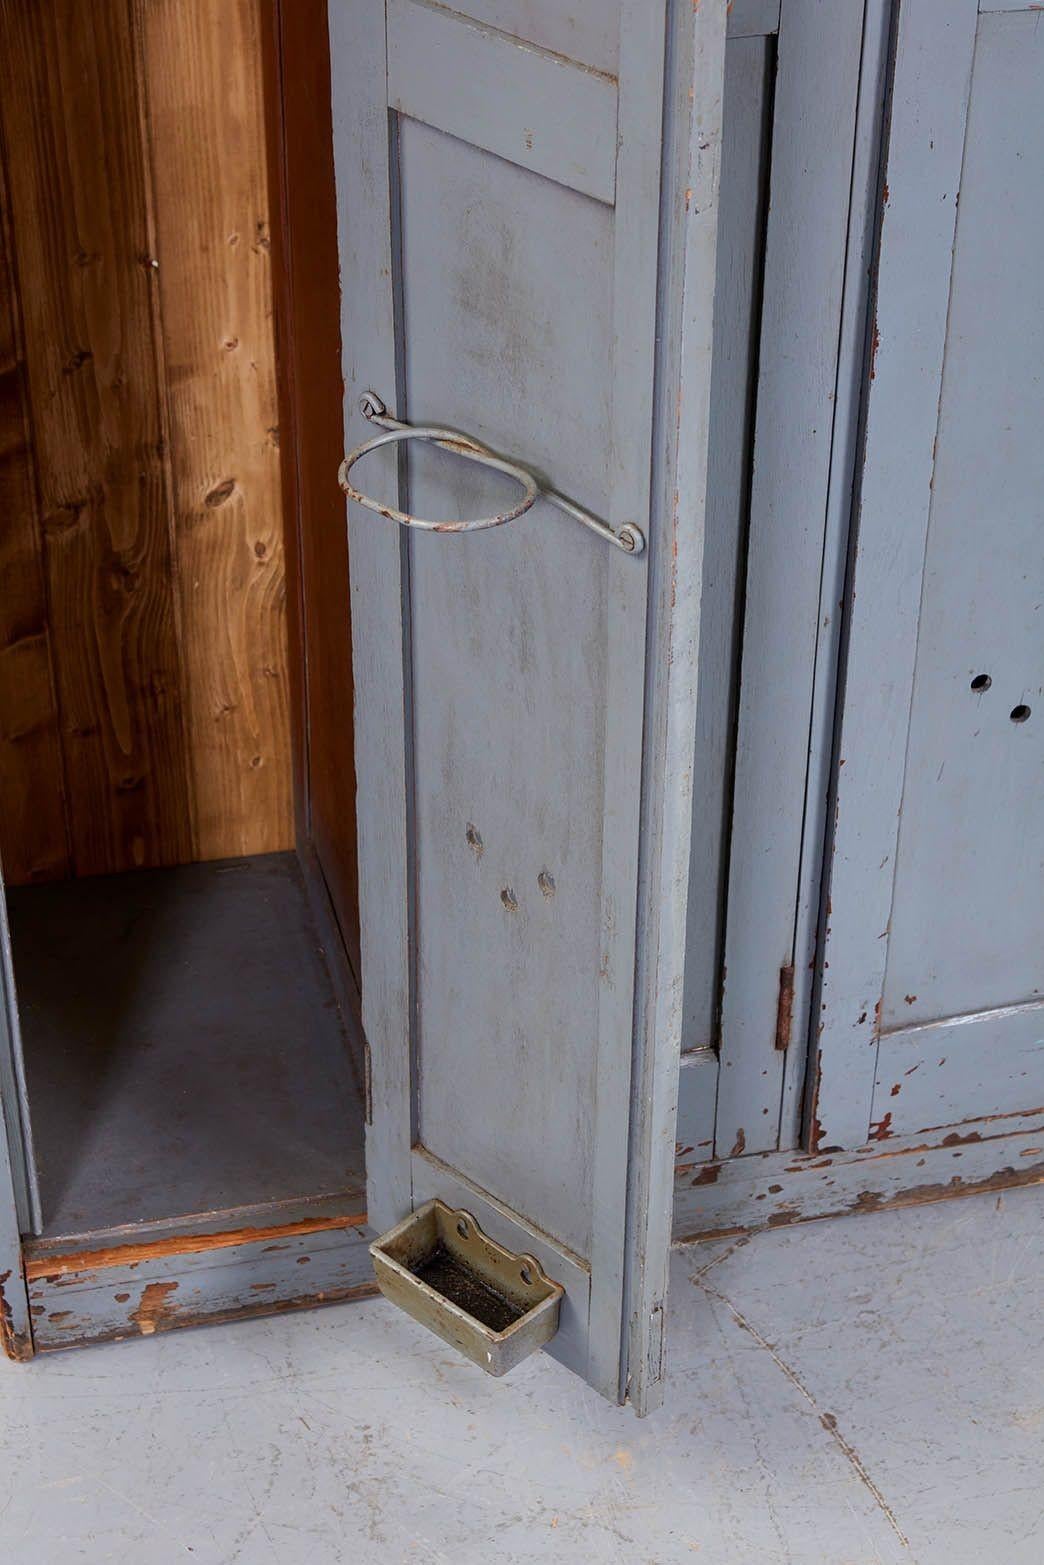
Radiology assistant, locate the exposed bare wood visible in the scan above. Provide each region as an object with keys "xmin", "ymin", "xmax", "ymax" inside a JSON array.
[
  {"xmin": 140, "ymin": 0, "xmax": 291, "ymax": 859},
  {"xmin": 0, "ymin": 136, "xmax": 68, "ymax": 885},
  {"xmin": 264, "ymin": 0, "xmax": 360, "ymax": 970},
  {"xmin": 0, "ymin": 0, "xmax": 195, "ymax": 876}
]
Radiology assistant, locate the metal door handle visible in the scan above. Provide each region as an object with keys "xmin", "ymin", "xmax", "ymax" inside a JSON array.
[{"xmin": 339, "ymin": 393, "xmax": 644, "ymax": 556}]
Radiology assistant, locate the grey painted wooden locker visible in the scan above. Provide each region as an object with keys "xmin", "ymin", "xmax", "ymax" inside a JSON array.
[{"xmin": 0, "ymin": 0, "xmax": 1041, "ymax": 1413}]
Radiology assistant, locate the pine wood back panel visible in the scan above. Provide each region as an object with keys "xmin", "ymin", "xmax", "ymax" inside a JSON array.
[
  {"xmin": 0, "ymin": 149, "xmax": 69, "ymax": 884},
  {"xmin": 0, "ymin": 0, "xmax": 292, "ymax": 881}
]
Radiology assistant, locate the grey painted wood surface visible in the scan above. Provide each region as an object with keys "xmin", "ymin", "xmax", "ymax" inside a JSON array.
[
  {"xmin": 387, "ymin": 0, "xmax": 619, "ymax": 203},
  {"xmin": 712, "ymin": 0, "xmax": 867, "ymax": 1160},
  {"xmin": 782, "ymin": 0, "xmax": 893, "ymax": 1149},
  {"xmin": 26, "ymin": 1203, "xmax": 373, "ymax": 1353},
  {"xmin": 874, "ymin": 1003, "xmax": 1044, "ymax": 1139},
  {"xmin": 621, "ymin": 0, "xmax": 727, "ymax": 1414},
  {"xmin": 330, "ymin": 0, "xmax": 413, "ymax": 1241},
  {"xmin": 331, "ymin": 0, "xmax": 728, "ymax": 1409},
  {"xmin": 7, "ymin": 855, "xmax": 366, "ymax": 1238},
  {"xmin": 879, "ymin": 11, "xmax": 1044, "ymax": 1033},
  {"xmin": 682, "ymin": 29, "xmax": 773, "ymax": 1061},
  {"xmin": 812, "ymin": 0, "xmax": 1044, "ymax": 1150},
  {"xmin": 674, "ymin": 1102, "xmax": 1044, "ymax": 1243}
]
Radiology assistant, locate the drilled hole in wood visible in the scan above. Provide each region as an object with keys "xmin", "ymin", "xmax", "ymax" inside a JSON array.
[
  {"xmin": 970, "ymin": 673, "xmax": 991, "ymax": 692},
  {"xmin": 1010, "ymin": 704, "xmax": 1031, "ymax": 724}
]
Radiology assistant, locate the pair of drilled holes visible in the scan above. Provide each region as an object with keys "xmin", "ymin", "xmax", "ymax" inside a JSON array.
[
  {"xmin": 969, "ymin": 674, "xmax": 1031, "ymax": 723},
  {"xmin": 455, "ymin": 1217, "xmax": 533, "ymax": 1287}
]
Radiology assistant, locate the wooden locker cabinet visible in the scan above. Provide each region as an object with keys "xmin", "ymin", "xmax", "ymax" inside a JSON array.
[{"xmin": 1, "ymin": 0, "xmax": 1042, "ymax": 1411}]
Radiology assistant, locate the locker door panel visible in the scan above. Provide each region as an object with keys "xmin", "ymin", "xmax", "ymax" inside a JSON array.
[
  {"xmin": 330, "ymin": 0, "xmax": 728, "ymax": 1409},
  {"xmin": 813, "ymin": 0, "xmax": 1044, "ymax": 1150}
]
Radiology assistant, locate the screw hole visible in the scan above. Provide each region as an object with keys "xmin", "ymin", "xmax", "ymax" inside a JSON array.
[
  {"xmin": 1010, "ymin": 704, "xmax": 1031, "ymax": 724},
  {"xmin": 456, "ymin": 1218, "xmax": 469, "ymax": 1238},
  {"xmin": 520, "ymin": 1265, "xmax": 532, "ymax": 1286},
  {"xmin": 970, "ymin": 673, "xmax": 991, "ymax": 692}
]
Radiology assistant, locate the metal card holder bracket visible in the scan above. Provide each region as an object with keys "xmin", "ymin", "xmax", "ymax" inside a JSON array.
[
  {"xmin": 370, "ymin": 1199, "xmax": 564, "ymax": 1376},
  {"xmin": 339, "ymin": 392, "xmax": 645, "ymax": 555}
]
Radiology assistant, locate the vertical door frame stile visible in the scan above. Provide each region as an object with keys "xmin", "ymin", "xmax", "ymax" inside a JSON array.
[
  {"xmin": 329, "ymin": 0, "xmax": 412, "ymax": 1233},
  {"xmin": 808, "ymin": 0, "xmax": 980, "ymax": 1152},
  {"xmin": 781, "ymin": 0, "xmax": 894, "ymax": 1145},
  {"xmin": 711, "ymin": 0, "xmax": 868, "ymax": 1160},
  {"xmin": 585, "ymin": 0, "xmax": 671, "ymax": 1402},
  {"xmin": 623, "ymin": 0, "xmax": 728, "ymax": 1414}
]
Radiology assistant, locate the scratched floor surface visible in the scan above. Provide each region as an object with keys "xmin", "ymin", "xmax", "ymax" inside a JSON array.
[{"xmin": 0, "ymin": 1184, "xmax": 1040, "ymax": 1564}]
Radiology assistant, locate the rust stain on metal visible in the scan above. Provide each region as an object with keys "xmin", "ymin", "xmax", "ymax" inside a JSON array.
[
  {"xmin": 690, "ymin": 1163, "xmax": 721, "ymax": 1187},
  {"xmin": 774, "ymin": 964, "xmax": 795, "ymax": 1052},
  {"xmin": 25, "ymin": 1212, "xmax": 366, "ymax": 1281},
  {"xmin": 130, "ymin": 1280, "xmax": 179, "ymax": 1335},
  {"xmin": 730, "ymin": 1129, "xmax": 746, "ymax": 1158},
  {"xmin": 868, "ymin": 1113, "xmax": 893, "ymax": 1141}
]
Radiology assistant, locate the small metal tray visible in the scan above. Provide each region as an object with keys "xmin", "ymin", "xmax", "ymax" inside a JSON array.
[{"xmin": 370, "ymin": 1199, "xmax": 564, "ymax": 1377}]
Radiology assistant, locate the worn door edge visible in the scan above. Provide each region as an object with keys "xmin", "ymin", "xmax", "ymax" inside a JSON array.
[{"xmin": 26, "ymin": 1207, "xmax": 376, "ymax": 1352}]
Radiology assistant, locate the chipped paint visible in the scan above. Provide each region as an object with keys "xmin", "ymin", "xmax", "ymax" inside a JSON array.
[
  {"xmin": 131, "ymin": 1281, "xmax": 180, "ymax": 1335},
  {"xmin": 24, "ymin": 1212, "xmax": 366, "ymax": 1282}
]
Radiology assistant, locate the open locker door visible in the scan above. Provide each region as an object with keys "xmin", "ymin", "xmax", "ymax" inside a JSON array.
[{"xmin": 329, "ymin": 0, "xmax": 727, "ymax": 1411}]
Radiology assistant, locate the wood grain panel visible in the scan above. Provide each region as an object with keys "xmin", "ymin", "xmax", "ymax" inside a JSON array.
[
  {"xmin": 266, "ymin": 0, "xmax": 360, "ymax": 972},
  {"xmin": 140, "ymin": 0, "xmax": 291, "ymax": 860},
  {"xmin": 0, "ymin": 0, "xmax": 195, "ymax": 876},
  {"xmin": 0, "ymin": 141, "xmax": 69, "ymax": 885}
]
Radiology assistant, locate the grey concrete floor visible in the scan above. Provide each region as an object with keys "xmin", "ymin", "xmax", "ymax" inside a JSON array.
[{"xmin": 0, "ymin": 1185, "xmax": 1040, "ymax": 1564}]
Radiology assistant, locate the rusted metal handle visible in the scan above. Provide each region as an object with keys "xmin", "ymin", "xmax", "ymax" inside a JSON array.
[
  {"xmin": 339, "ymin": 393, "xmax": 644, "ymax": 556},
  {"xmin": 339, "ymin": 412, "xmax": 539, "ymax": 535}
]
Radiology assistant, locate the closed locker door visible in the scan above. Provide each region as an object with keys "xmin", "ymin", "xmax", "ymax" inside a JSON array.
[{"xmin": 811, "ymin": 0, "xmax": 1044, "ymax": 1152}]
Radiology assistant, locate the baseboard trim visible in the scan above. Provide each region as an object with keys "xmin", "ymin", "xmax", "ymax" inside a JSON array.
[{"xmin": 672, "ymin": 1106, "xmax": 1044, "ymax": 1244}]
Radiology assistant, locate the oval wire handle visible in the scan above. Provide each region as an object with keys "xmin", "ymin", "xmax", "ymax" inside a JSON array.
[
  {"xmin": 338, "ymin": 393, "xmax": 644, "ymax": 556},
  {"xmin": 339, "ymin": 423, "xmax": 539, "ymax": 534}
]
